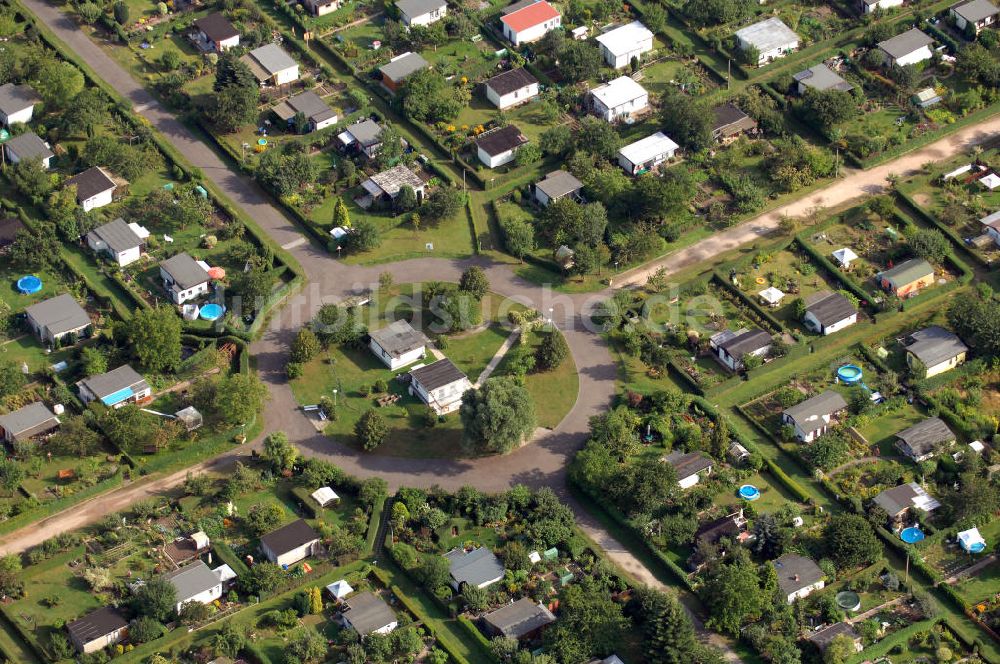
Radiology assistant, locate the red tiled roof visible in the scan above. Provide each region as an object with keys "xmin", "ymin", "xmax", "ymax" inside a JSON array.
[{"xmin": 501, "ymin": 0, "xmax": 559, "ymax": 33}]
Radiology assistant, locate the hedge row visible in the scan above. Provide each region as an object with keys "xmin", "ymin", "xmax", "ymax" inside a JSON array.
[
  {"xmin": 213, "ymin": 541, "xmax": 250, "ymax": 576},
  {"xmin": 666, "ymin": 358, "xmax": 706, "ymax": 396},
  {"xmin": 457, "ymin": 615, "xmax": 498, "ymax": 662},
  {"xmin": 895, "ymin": 191, "xmax": 991, "ymax": 269},
  {"xmin": 791, "ymin": 236, "xmax": 875, "ymax": 311},
  {"xmin": 710, "ymin": 272, "xmax": 785, "ymax": 335}
]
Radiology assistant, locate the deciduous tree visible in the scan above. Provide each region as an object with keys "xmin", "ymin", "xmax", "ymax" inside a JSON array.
[{"xmin": 460, "ymin": 377, "xmax": 536, "ymax": 455}]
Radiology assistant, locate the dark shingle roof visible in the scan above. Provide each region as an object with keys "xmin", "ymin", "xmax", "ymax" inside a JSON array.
[
  {"xmin": 663, "ymin": 451, "xmax": 713, "ymax": 480},
  {"xmin": 369, "ymin": 320, "xmax": 427, "ymax": 357},
  {"xmin": 66, "ymin": 607, "xmax": 127, "ymax": 646},
  {"xmin": 273, "ymin": 90, "xmax": 336, "ymax": 124},
  {"xmin": 0, "ymin": 216, "xmax": 23, "ymax": 247},
  {"xmin": 536, "ymin": 170, "xmax": 583, "ymax": 200},
  {"xmin": 718, "ymin": 328, "xmax": 772, "ymax": 357},
  {"xmin": 952, "ymin": 0, "xmax": 1000, "ymax": 23},
  {"xmin": 194, "ymin": 12, "xmax": 239, "ymax": 43},
  {"xmin": 0, "ymin": 83, "xmax": 39, "ymax": 116},
  {"xmin": 872, "ymin": 482, "xmax": 941, "ymax": 516},
  {"xmin": 260, "ymin": 519, "xmax": 320, "ymax": 556},
  {"xmin": 25, "ymin": 294, "xmax": 90, "ymax": 336},
  {"xmin": 160, "ymin": 252, "xmax": 210, "ymax": 289},
  {"xmin": 5, "ymin": 132, "xmax": 53, "ymax": 162},
  {"xmin": 793, "ymin": 64, "xmax": 854, "ymax": 92},
  {"xmin": 343, "ymin": 591, "xmax": 397, "ymax": 635},
  {"xmin": 772, "ymin": 554, "xmax": 824, "ymax": 596},
  {"xmin": 896, "ymin": 417, "xmax": 955, "ymax": 457},
  {"xmin": 66, "ymin": 166, "xmax": 116, "ymax": 201},
  {"xmin": 88, "ymin": 218, "xmax": 143, "ymax": 255},
  {"xmin": 804, "ymin": 291, "xmax": 858, "ymax": 326},
  {"xmin": 0, "ymin": 402, "xmax": 59, "ymax": 441},
  {"xmin": 484, "ymin": 598, "xmax": 556, "ymax": 639},
  {"xmin": 485, "ymin": 68, "xmax": 538, "ymax": 97},
  {"xmin": 475, "ymin": 125, "xmax": 528, "ymax": 157},
  {"xmin": 345, "ymin": 119, "xmax": 382, "ymax": 147},
  {"xmin": 410, "ymin": 359, "xmax": 468, "ymax": 391},
  {"xmin": 695, "ymin": 512, "xmax": 744, "ymax": 546},
  {"xmin": 906, "ymin": 326, "xmax": 968, "ymax": 367},
  {"xmin": 782, "ymin": 390, "xmax": 847, "ymax": 425},
  {"xmin": 445, "ymin": 547, "xmax": 505, "ymax": 587},
  {"xmin": 807, "ymin": 622, "xmax": 859, "ymax": 651}
]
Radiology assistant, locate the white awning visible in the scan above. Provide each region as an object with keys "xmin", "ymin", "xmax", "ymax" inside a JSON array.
[
  {"xmin": 326, "ymin": 579, "xmax": 353, "ymax": 598},
  {"xmin": 311, "ymin": 486, "xmax": 340, "ymax": 506},
  {"xmin": 758, "ymin": 287, "xmax": 785, "ymax": 305},
  {"xmin": 338, "ymin": 130, "xmax": 356, "ymax": 146},
  {"xmin": 213, "ymin": 564, "xmax": 237, "ymax": 584}
]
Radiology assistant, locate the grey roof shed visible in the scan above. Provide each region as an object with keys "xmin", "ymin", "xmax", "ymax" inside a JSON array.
[{"xmin": 25, "ymin": 294, "xmax": 91, "ymax": 337}]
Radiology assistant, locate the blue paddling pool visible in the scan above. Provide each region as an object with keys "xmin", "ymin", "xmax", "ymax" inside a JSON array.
[
  {"xmin": 967, "ymin": 541, "xmax": 986, "ymax": 553},
  {"xmin": 16, "ymin": 275, "xmax": 42, "ymax": 295},
  {"xmin": 738, "ymin": 485, "xmax": 761, "ymax": 501},
  {"xmin": 900, "ymin": 527, "xmax": 925, "ymax": 544},
  {"xmin": 837, "ymin": 364, "xmax": 863, "ymax": 385},
  {"xmin": 199, "ymin": 303, "xmax": 225, "ymax": 321}
]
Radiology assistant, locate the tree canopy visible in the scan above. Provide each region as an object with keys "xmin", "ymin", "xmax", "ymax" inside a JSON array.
[{"xmin": 460, "ymin": 377, "xmax": 536, "ymax": 455}]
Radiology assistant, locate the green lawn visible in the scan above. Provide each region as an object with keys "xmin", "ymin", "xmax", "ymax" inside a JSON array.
[
  {"xmin": 856, "ymin": 403, "xmax": 929, "ymax": 457},
  {"xmin": 443, "ymin": 324, "xmax": 510, "ymax": 380},
  {"xmin": 513, "ymin": 329, "xmax": 579, "ymax": 429}
]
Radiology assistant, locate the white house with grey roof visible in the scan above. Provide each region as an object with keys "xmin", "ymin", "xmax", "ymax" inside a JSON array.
[
  {"xmin": 878, "ymin": 29, "xmax": 935, "ymax": 67},
  {"xmin": 241, "ymin": 43, "xmax": 299, "ymax": 86},
  {"xmin": 26, "ymin": 293, "xmax": 91, "ymax": 344},
  {"xmin": 445, "ymin": 547, "xmax": 505, "ymax": 590},
  {"xmin": 802, "ymin": 291, "xmax": 858, "ymax": 335},
  {"xmin": 589, "ymin": 76, "xmax": 648, "ymax": 122},
  {"xmin": 895, "ymin": 417, "xmax": 955, "ymax": 462},
  {"xmin": 160, "ymin": 252, "xmax": 211, "ymax": 304},
  {"xmin": 710, "ymin": 328, "xmax": 772, "ymax": 372},
  {"xmin": 872, "ymin": 482, "xmax": 940, "ymax": 525},
  {"xmin": 859, "ymin": 0, "xmax": 904, "ymax": 13},
  {"xmin": 735, "ymin": 18, "xmax": 799, "ymax": 66},
  {"xmin": 781, "ymin": 390, "xmax": 848, "ymax": 442},
  {"xmin": 78, "ymin": 364, "xmax": 152, "ymax": 408},
  {"xmin": 272, "ymin": 90, "xmax": 338, "ymax": 132},
  {"xmin": 595, "ymin": 21, "xmax": 654, "ymax": 69},
  {"xmin": 65, "ymin": 166, "xmax": 117, "ymax": 211},
  {"xmin": 904, "ymin": 326, "xmax": 968, "ymax": 378},
  {"xmin": 87, "ymin": 218, "xmax": 149, "ymax": 267},
  {"xmin": 0, "ymin": 402, "xmax": 60, "ymax": 444},
  {"xmin": 772, "ymin": 554, "xmax": 825, "ymax": 604},
  {"xmin": 793, "ymin": 64, "xmax": 854, "ymax": 95},
  {"xmin": 409, "ymin": 358, "xmax": 472, "ymax": 415},
  {"xmin": 534, "ymin": 170, "xmax": 583, "ymax": 206},
  {"xmin": 617, "ymin": 132, "xmax": 679, "ymax": 176},
  {"xmin": 0, "ymin": 82, "xmax": 39, "ymax": 126},
  {"xmin": 4, "ymin": 132, "xmax": 53, "ymax": 168},
  {"xmin": 260, "ymin": 519, "xmax": 321, "ymax": 567},
  {"xmin": 950, "ymin": 0, "xmax": 999, "ymax": 33},
  {"xmin": 342, "ymin": 591, "xmax": 398, "ymax": 636},
  {"xmin": 303, "ymin": 0, "xmax": 340, "ymax": 16},
  {"xmin": 476, "ymin": 125, "xmax": 528, "ymax": 168},
  {"xmin": 338, "ymin": 118, "xmax": 385, "ymax": 159},
  {"xmin": 163, "ymin": 560, "xmax": 223, "ymax": 613},
  {"xmin": 396, "ymin": 0, "xmax": 447, "ymax": 26},
  {"xmin": 484, "ymin": 68, "xmax": 539, "ymax": 110},
  {"xmin": 368, "ymin": 319, "xmax": 427, "ymax": 369},
  {"xmin": 663, "ymin": 451, "xmax": 714, "ymax": 489}
]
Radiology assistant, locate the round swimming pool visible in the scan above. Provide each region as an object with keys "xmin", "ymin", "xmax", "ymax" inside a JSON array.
[
  {"xmin": 836, "ymin": 591, "xmax": 862, "ymax": 612},
  {"xmin": 199, "ymin": 303, "xmax": 225, "ymax": 321},
  {"xmin": 16, "ymin": 275, "xmax": 42, "ymax": 295},
  {"xmin": 900, "ymin": 526, "xmax": 925, "ymax": 544},
  {"xmin": 837, "ymin": 364, "xmax": 863, "ymax": 385},
  {"xmin": 738, "ymin": 484, "xmax": 761, "ymax": 501},
  {"xmin": 967, "ymin": 541, "xmax": 986, "ymax": 554}
]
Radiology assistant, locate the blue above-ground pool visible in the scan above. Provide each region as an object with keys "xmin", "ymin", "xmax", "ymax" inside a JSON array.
[
  {"xmin": 900, "ymin": 526, "xmax": 925, "ymax": 544},
  {"xmin": 739, "ymin": 484, "xmax": 761, "ymax": 501},
  {"xmin": 199, "ymin": 303, "xmax": 225, "ymax": 321},
  {"xmin": 837, "ymin": 364, "xmax": 863, "ymax": 385},
  {"xmin": 16, "ymin": 275, "xmax": 42, "ymax": 295},
  {"xmin": 967, "ymin": 541, "xmax": 986, "ymax": 553}
]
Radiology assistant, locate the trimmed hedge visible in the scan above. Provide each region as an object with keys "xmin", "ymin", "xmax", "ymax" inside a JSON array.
[
  {"xmin": 213, "ymin": 541, "xmax": 250, "ymax": 576},
  {"xmin": 457, "ymin": 615, "xmax": 497, "ymax": 661},
  {"xmin": 710, "ymin": 272, "xmax": 784, "ymax": 335}
]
